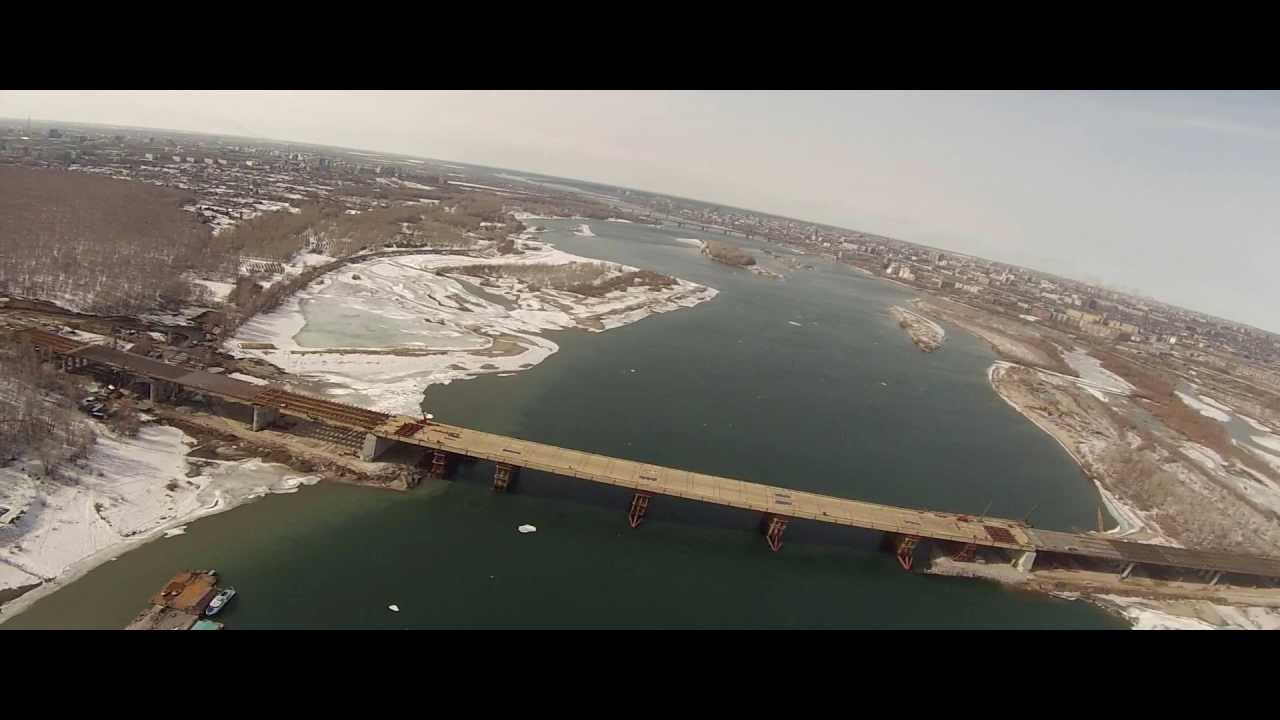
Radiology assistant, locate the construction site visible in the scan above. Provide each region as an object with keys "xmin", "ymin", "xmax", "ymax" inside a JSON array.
[{"xmin": 13, "ymin": 323, "xmax": 1280, "ymax": 606}]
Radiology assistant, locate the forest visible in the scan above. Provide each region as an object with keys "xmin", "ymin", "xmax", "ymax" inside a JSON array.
[{"xmin": 0, "ymin": 167, "xmax": 226, "ymax": 314}]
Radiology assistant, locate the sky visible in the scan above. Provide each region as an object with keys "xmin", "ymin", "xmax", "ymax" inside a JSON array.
[{"xmin": 3, "ymin": 90, "xmax": 1277, "ymax": 332}]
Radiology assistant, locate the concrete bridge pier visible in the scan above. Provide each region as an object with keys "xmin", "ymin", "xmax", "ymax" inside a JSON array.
[
  {"xmin": 251, "ymin": 405, "xmax": 280, "ymax": 431},
  {"xmin": 149, "ymin": 380, "xmax": 180, "ymax": 403},
  {"xmin": 1012, "ymin": 549, "xmax": 1037, "ymax": 573},
  {"xmin": 359, "ymin": 433, "xmax": 395, "ymax": 461},
  {"xmin": 493, "ymin": 462, "xmax": 518, "ymax": 492},
  {"xmin": 429, "ymin": 449, "xmax": 449, "ymax": 478}
]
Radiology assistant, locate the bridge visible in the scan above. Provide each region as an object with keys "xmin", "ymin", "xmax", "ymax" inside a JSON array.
[
  {"xmin": 15, "ymin": 327, "xmax": 1280, "ymax": 585},
  {"xmin": 654, "ymin": 216, "xmax": 754, "ymax": 239}
]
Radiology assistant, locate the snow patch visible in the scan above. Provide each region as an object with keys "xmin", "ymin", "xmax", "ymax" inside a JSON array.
[
  {"xmin": 228, "ymin": 241, "xmax": 718, "ymax": 416},
  {"xmin": 227, "ymin": 372, "xmax": 269, "ymax": 386},
  {"xmin": 1175, "ymin": 391, "xmax": 1231, "ymax": 422},
  {"xmin": 0, "ymin": 425, "xmax": 319, "ymax": 620},
  {"xmin": 191, "ymin": 279, "xmax": 234, "ymax": 303},
  {"xmin": 1064, "ymin": 350, "xmax": 1135, "ymax": 395}
]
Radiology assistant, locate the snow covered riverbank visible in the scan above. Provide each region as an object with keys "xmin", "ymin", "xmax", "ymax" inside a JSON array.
[
  {"xmin": 986, "ymin": 361, "xmax": 1150, "ymax": 540},
  {"xmin": 1090, "ymin": 594, "xmax": 1280, "ymax": 630},
  {"xmin": 229, "ymin": 237, "xmax": 719, "ymax": 415},
  {"xmin": 0, "ymin": 424, "xmax": 317, "ymax": 620}
]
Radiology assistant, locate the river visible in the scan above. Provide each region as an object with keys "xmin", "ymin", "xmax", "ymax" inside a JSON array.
[{"xmin": 1, "ymin": 219, "xmax": 1124, "ymax": 629}]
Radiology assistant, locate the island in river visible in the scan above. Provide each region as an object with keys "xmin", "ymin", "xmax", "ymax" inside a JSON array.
[
  {"xmin": 890, "ymin": 304, "xmax": 945, "ymax": 352},
  {"xmin": 701, "ymin": 239, "xmax": 756, "ymax": 267}
]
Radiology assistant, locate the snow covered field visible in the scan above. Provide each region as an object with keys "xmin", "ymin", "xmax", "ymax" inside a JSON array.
[
  {"xmin": 1064, "ymin": 349, "xmax": 1135, "ymax": 396},
  {"xmin": 1176, "ymin": 390, "xmax": 1232, "ymax": 422},
  {"xmin": 1092, "ymin": 594, "xmax": 1280, "ymax": 630},
  {"xmin": 230, "ymin": 238, "xmax": 718, "ymax": 415}
]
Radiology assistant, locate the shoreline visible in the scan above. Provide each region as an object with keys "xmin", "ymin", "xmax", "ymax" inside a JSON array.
[
  {"xmin": 0, "ymin": 426, "xmax": 318, "ymax": 623},
  {"xmin": 890, "ymin": 304, "xmax": 945, "ymax": 352},
  {"xmin": 1, "ymin": 228, "xmax": 721, "ymax": 625},
  {"xmin": 229, "ymin": 236, "xmax": 719, "ymax": 416},
  {"xmin": 985, "ymin": 362, "xmax": 1143, "ymax": 537},
  {"xmin": 977, "ymin": 359, "xmax": 1280, "ymax": 628}
]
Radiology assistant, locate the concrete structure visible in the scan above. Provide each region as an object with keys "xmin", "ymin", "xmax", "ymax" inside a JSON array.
[
  {"xmin": 17, "ymin": 326, "xmax": 1280, "ymax": 585},
  {"xmin": 252, "ymin": 405, "xmax": 279, "ymax": 431},
  {"xmin": 360, "ymin": 433, "xmax": 396, "ymax": 462}
]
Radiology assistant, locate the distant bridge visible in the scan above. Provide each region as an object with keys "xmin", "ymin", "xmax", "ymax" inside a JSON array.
[
  {"xmin": 651, "ymin": 216, "xmax": 754, "ymax": 239},
  {"xmin": 15, "ymin": 327, "xmax": 1280, "ymax": 585}
]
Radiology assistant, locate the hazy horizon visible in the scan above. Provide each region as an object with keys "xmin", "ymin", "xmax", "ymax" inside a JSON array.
[{"xmin": 3, "ymin": 90, "xmax": 1277, "ymax": 333}]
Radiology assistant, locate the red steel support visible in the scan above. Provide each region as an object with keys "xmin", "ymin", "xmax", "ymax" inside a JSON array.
[
  {"xmin": 493, "ymin": 462, "xmax": 518, "ymax": 492},
  {"xmin": 895, "ymin": 535, "xmax": 920, "ymax": 571},
  {"xmin": 760, "ymin": 514, "xmax": 788, "ymax": 552},
  {"xmin": 430, "ymin": 450, "xmax": 449, "ymax": 479},
  {"xmin": 951, "ymin": 542, "xmax": 977, "ymax": 562},
  {"xmin": 628, "ymin": 493, "xmax": 651, "ymax": 528}
]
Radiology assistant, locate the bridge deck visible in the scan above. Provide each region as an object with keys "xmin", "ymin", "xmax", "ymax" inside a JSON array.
[
  {"xmin": 375, "ymin": 416, "xmax": 1035, "ymax": 550},
  {"xmin": 14, "ymin": 329, "xmax": 390, "ymax": 430},
  {"xmin": 1025, "ymin": 528, "xmax": 1280, "ymax": 578},
  {"xmin": 14, "ymin": 327, "xmax": 90, "ymax": 355}
]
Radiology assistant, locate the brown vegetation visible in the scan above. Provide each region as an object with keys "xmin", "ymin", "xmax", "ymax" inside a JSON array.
[
  {"xmin": 217, "ymin": 197, "xmax": 514, "ymax": 262},
  {"xmin": 1096, "ymin": 443, "xmax": 1280, "ymax": 552},
  {"xmin": 512, "ymin": 197, "xmax": 638, "ymax": 222},
  {"xmin": 0, "ymin": 166, "xmax": 221, "ymax": 314},
  {"xmin": 1026, "ymin": 335, "xmax": 1075, "ymax": 376},
  {"xmin": 996, "ymin": 363, "xmax": 1280, "ymax": 553},
  {"xmin": 702, "ymin": 239, "xmax": 756, "ymax": 267},
  {"xmin": 107, "ymin": 398, "xmax": 142, "ymax": 437},
  {"xmin": 213, "ymin": 204, "xmax": 343, "ymax": 260},
  {"xmin": 0, "ymin": 349, "xmax": 95, "ymax": 472},
  {"xmin": 447, "ymin": 263, "xmax": 675, "ymax": 298},
  {"xmin": 1097, "ymin": 350, "xmax": 1277, "ymax": 481}
]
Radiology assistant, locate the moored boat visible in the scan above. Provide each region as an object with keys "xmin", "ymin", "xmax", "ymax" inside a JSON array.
[{"xmin": 204, "ymin": 587, "xmax": 236, "ymax": 616}]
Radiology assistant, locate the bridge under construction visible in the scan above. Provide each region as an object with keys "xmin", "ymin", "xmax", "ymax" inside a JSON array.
[{"xmin": 16, "ymin": 326, "xmax": 1280, "ymax": 585}]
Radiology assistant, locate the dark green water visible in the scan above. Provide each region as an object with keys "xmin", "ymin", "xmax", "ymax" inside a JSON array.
[{"xmin": 2, "ymin": 220, "xmax": 1125, "ymax": 629}]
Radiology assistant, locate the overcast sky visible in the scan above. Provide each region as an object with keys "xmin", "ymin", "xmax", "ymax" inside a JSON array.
[{"xmin": 3, "ymin": 90, "xmax": 1277, "ymax": 331}]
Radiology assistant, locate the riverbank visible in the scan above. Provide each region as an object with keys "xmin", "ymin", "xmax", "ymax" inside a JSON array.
[
  {"xmin": 979, "ymin": 354, "xmax": 1280, "ymax": 628},
  {"xmin": 0, "ymin": 422, "xmax": 317, "ymax": 621},
  {"xmin": 924, "ymin": 552, "xmax": 1280, "ymax": 629},
  {"xmin": 883, "ymin": 285, "xmax": 1280, "ymax": 628},
  {"xmin": 229, "ymin": 234, "xmax": 718, "ymax": 415},
  {"xmin": 2, "ymin": 227, "xmax": 721, "ymax": 622},
  {"xmin": 2, "ymin": 219, "xmax": 1136, "ymax": 631},
  {"xmin": 913, "ymin": 297, "xmax": 1076, "ymax": 375}
]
